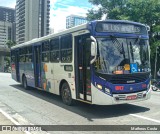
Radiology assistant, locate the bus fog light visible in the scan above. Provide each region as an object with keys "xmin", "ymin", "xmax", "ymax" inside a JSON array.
[{"xmin": 105, "ymin": 88, "xmax": 110, "ymax": 94}]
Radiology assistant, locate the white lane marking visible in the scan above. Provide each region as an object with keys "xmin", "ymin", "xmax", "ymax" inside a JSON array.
[
  {"xmin": 0, "ymin": 109, "xmax": 31, "ymax": 134},
  {"xmin": 130, "ymin": 114, "xmax": 160, "ymax": 124}
]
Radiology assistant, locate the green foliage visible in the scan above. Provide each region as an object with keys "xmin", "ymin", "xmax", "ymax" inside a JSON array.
[
  {"xmin": 4, "ymin": 40, "xmax": 16, "ymax": 69},
  {"xmin": 87, "ymin": 8, "xmax": 103, "ymax": 21},
  {"xmin": 6, "ymin": 40, "xmax": 16, "ymax": 48}
]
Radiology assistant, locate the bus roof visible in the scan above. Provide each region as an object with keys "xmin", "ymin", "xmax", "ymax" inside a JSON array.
[
  {"xmin": 11, "ymin": 22, "xmax": 88, "ymax": 49},
  {"xmin": 93, "ymin": 19, "xmax": 146, "ymax": 26},
  {"xmin": 11, "ymin": 20, "xmax": 146, "ymax": 50}
]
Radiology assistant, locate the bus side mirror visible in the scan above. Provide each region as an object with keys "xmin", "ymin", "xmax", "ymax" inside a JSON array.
[
  {"xmin": 91, "ymin": 42, "xmax": 96, "ymax": 56},
  {"xmin": 90, "ymin": 36, "xmax": 97, "ymax": 64},
  {"xmin": 146, "ymin": 26, "xmax": 150, "ymax": 32}
]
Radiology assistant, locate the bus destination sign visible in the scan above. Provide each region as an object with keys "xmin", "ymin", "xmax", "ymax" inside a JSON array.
[{"xmin": 96, "ymin": 23, "xmax": 146, "ymax": 34}]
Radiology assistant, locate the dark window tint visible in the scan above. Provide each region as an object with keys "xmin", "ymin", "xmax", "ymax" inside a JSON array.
[
  {"xmin": 26, "ymin": 55, "xmax": 32, "ymax": 62},
  {"xmin": 25, "ymin": 46, "xmax": 32, "ymax": 62},
  {"xmin": 50, "ymin": 38, "xmax": 59, "ymax": 62},
  {"xmin": 11, "ymin": 56, "xmax": 15, "ymax": 63},
  {"xmin": 19, "ymin": 47, "xmax": 26, "ymax": 62},
  {"xmin": 42, "ymin": 40, "xmax": 50, "ymax": 62},
  {"xmin": 61, "ymin": 35, "xmax": 72, "ymax": 63},
  {"xmin": 42, "ymin": 53, "xmax": 50, "ymax": 62},
  {"xmin": 19, "ymin": 55, "xmax": 25, "ymax": 62},
  {"xmin": 50, "ymin": 51, "xmax": 59, "ymax": 62},
  {"xmin": 27, "ymin": 46, "xmax": 32, "ymax": 54},
  {"xmin": 11, "ymin": 50, "xmax": 16, "ymax": 63},
  {"xmin": 50, "ymin": 38, "xmax": 59, "ymax": 50},
  {"xmin": 42, "ymin": 41, "xmax": 50, "ymax": 52},
  {"xmin": 19, "ymin": 47, "xmax": 27, "ymax": 55}
]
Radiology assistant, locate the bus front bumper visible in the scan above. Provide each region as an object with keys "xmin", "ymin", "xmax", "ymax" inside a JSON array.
[{"xmin": 91, "ymin": 84, "xmax": 151, "ymax": 105}]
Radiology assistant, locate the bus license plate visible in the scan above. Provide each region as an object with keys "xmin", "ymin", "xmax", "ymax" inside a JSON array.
[{"xmin": 126, "ymin": 95, "xmax": 137, "ymax": 100}]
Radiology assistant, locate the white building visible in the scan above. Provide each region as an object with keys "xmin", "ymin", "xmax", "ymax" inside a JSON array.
[
  {"xmin": 0, "ymin": 6, "xmax": 15, "ymax": 72},
  {"xmin": 0, "ymin": 21, "xmax": 14, "ymax": 46},
  {"xmin": 66, "ymin": 15, "xmax": 88, "ymax": 29},
  {"xmin": 16, "ymin": 0, "xmax": 50, "ymax": 44}
]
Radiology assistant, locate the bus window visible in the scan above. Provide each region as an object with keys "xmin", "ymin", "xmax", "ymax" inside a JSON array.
[
  {"xmin": 50, "ymin": 38, "xmax": 59, "ymax": 62},
  {"xmin": 61, "ymin": 35, "xmax": 72, "ymax": 63},
  {"xmin": 27, "ymin": 46, "xmax": 32, "ymax": 54},
  {"xmin": 19, "ymin": 48, "xmax": 26, "ymax": 62},
  {"xmin": 26, "ymin": 46, "xmax": 32, "ymax": 62},
  {"xmin": 42, "ymin": 41, "xmax": 50, "ymax": 62},
  {"xmin": 11, "ymin": 51, "xmax": 16, "ymax": 63},
  {"xmin": 11, "ymin": 56, "xmax": 15, "ymax": 63}
]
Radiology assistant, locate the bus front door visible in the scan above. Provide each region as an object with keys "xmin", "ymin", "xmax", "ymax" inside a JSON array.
[
  {"xmin": 33, "ymin": 46, "xmax": 41, "ymax": 88},
  {"xmin": 75, "ymin": 34, "xmax": 91, "ymax": 102}
]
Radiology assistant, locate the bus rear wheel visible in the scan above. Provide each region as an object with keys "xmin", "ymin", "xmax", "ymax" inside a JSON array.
[
  {"xmin": 61, "ymin": 82, "xmax": 74, "ymax": 105},
  {"xmin": 22, "ymin": 76, "xmax": 28, "ymax": 90}
]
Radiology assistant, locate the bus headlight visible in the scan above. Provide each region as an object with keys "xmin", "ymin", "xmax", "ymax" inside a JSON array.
[
  {"xmin": 105, "ymin": 88, "xmax": 111, "ymax": 94},
  {"xmin": 97, "ymin": 84, "xmax": 102, "ymax": 90}
]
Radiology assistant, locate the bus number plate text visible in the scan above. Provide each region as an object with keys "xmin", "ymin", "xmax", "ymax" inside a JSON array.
[{"xmin": 126, "ymin": 95, "xmax": 137, "ymax": 100}]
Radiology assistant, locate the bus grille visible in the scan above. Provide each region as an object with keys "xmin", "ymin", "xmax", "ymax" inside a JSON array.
[
  {"xmin": 109, "ymin": 73, "xmax": 150, "ymax": 84},
  {"xmin": 96, "ymin": 72, "xmax": 150, "ymax": 84}
]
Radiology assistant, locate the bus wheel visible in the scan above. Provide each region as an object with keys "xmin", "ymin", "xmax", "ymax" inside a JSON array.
[
  {"xmin": 23, "ymin": 76, "xmax": 28, "ymax": 90},
  {"xmin": 61, "ymin": 82, "xmax": 74, "ymax": 105},
  {"xmin": 151, "ymin": 85, "xmax": 158, "ymax": 91}
]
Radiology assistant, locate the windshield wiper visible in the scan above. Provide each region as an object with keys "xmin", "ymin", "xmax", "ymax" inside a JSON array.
[
  {"xmin": 130, "ymin": 41, "xmax": 134, "ymax": 62},
  {"xmin": 110, "ymin": 35, "xmax": 125, "ymax": 59},
  {"xmin": 134, "ymin": 36, "xmax": 141, "ymax": 45},
  {"xmin": 130, "ymin": 36, "xmax": 141, "ymax": 63}
]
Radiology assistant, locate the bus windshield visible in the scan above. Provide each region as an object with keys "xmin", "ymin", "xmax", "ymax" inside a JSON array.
[{"xmin": 95, "ymin": 37, "xmax": 150, "ymax": 74}]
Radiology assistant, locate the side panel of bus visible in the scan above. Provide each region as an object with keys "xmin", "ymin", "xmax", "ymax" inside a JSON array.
[{"xmin": 53, "ymin": 34, "xmax": 75, "ymax": 97}]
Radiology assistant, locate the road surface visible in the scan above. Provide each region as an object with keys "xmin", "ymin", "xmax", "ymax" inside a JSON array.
[{"xmin": 0, "ymin": 73, "xmax": 160, "ymax": 134}]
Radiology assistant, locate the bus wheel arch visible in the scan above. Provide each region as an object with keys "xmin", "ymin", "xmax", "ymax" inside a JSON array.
[{"xmin": 59, "ymin": 80, "xmax": 74, "ymax": 105}]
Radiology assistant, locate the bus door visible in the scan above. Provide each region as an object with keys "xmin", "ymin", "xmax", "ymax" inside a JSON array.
[
  {"xmin": 33, "ymin": 45, "xmax": 41, "ymax": 88},
  {"xmin": 15, "ymin": 49, "xmax": 20, "ymax": 82},
  {"xmin": 75, "ymin": 34, "xmax": 91, "ymax": 102}
]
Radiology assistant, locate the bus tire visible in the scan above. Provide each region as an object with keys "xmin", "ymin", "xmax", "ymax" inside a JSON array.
[
  {"xmin": 151, "ymin": 85, "xmax": 158, "ymax": 91},
  {"xmin": 61, "ymin": 82, "xmax": 74, "ymax": 106},
  {"xmin": 22, "ymin": 76, "xmax": 28, "ymax": 90}
]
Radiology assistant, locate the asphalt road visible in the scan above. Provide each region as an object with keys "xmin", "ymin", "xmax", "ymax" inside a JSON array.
[{"xmin": 0, "ymin": 73, "xmax": 160, "ymax": 134}]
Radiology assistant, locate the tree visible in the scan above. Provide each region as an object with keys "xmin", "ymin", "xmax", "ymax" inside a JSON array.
[
  {"xmin": 6, "ymin": 40, "xmax": 16, "ymax": 48},
  {"xmin": 87, "ymin": 0, "xmax": 160, "ymax": 75},
  {"xmin": 87, "ymin": 0, "xmax": 129, "ymax": 21},
  {"xmin": 4, "ymin": 40, "xmax": 16, "ymax": 72}
]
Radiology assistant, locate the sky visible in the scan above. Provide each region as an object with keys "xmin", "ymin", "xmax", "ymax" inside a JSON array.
[{"xmin": 0, "ymin": 0, "xmax": 93, "ymax": 32}]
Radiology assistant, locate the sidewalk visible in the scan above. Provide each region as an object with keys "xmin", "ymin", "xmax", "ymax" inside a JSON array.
[{"xmin": 0, "ymin": 112, "xmax": 25, "ymax": 134}]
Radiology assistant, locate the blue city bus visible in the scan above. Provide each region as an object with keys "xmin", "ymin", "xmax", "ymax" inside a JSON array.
[{"xmin": 11, "ymin": 20, "xmax": 151, "ymax": 105}]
